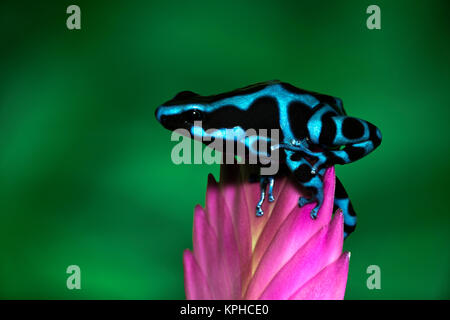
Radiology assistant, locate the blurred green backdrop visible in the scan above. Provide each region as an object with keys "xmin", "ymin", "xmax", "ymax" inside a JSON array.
[{"xmin": 0, "ymin": 0, "xmax": 449, "ymax": 299}]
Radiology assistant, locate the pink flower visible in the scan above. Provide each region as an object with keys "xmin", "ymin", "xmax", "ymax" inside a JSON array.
[{"xmin": 183, "ymin": 164, "xmax": 350, "ymax": 300}]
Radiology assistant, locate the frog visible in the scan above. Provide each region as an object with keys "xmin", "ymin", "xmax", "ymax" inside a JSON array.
[{"xmin": 155, "ymin": 80, "xmax": 382, "ymax": 238}]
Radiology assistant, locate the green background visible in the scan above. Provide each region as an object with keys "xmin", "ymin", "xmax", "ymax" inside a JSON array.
[{"xmin": 0, "ymin": 0, "xmax": 449, "ymax": 299}]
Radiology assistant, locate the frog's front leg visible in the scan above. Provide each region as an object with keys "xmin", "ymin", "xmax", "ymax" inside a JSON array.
[
  {"xmin": 267, "ymin": 176, "xmax": 275, "ymax": 202},
  {"xmin": 278, "ymin": 138, "xmax": 324, "ymax": 175},
  {"xmin": 255, "ymin": 175, "xmax": 275, "ymax": 217}
]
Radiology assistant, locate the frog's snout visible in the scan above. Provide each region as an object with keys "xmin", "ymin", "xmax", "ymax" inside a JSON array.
[
  {"xmin": 160, "ymin": 116, "xmax": 169, "ymax": 128},
  {"xmin": 155, "ymin": 106, "xmax": 169, "ymax": 128},
  {"xmin": 155, "ymin": 106, "xmax": 176, "ymax": 130},
  {"xmin": 155, "ymin": 106, "xmax": 162, "ymax": 122}
]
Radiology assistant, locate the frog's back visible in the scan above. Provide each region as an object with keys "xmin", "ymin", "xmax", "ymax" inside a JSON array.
[
  {"xmin": 198, "ymin": 80, "xmax": 280, "ymax": 104},
  {"xmin": 163, "ymin": 80, "xmax": 346, "ymax": 116},
  {"xmin": 225, "ymin": 81, "xmax": 346, "ymax": 116}
]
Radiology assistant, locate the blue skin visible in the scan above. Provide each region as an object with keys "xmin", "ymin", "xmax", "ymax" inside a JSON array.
[{"xmin": 155, "ymin": 81, "xmax": 382, "ymax": 239}]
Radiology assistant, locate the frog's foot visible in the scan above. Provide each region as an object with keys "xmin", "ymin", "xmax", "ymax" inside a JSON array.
[
  {"xmin": 256, "ymin": 176, "xmax": 275, "ymax": 217},
  {"xmin": 310, "ymin": 205, "xmax": 319, "ymax": 220},
  {"xmin": 290, "ymin": 138, "xmax": 309, "ymax": 149},
  {"xmin": 310, "ymin": 153, "xmax": 328, "ymax": 175},
  {"xmin": 298, "ymin": 196, "xmax": 312, "ymax": 207},
  {"xmin": 298, "ymin": 195, "xmax": 323, "ymax": 220},
  {"xmin": 283, "ymin": 138, "xmax": 316, "ymax": 155},
  {"xmin": 283, "ymin": 139, "xmax": 327, "ymax": 174}
]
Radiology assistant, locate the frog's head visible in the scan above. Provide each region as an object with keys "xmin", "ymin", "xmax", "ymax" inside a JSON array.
[
  {"xmin": 155, "ymin": 90, "xmax": 208, "ymax": 136},
  {"xmin": 156, "ymin": 87, "xmax": 281, "ymax": 141}
]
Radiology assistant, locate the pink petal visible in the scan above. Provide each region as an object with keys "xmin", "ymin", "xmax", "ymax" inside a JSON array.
[
  {"xmin": 184, "ymin": 164, "xmax": 350, "ymax": 300},
  {"xmin": 250, "ymin": 167, "xmax": 335, "ymax": 278},
  {"xmin": 288, "ymin": 252, "xmax": 350, "ymax": 300},
  {"xmin": 218, "ymin": 166, "xmax": 253, "ymax": 287},
  {"xmin": 250, "ymin": 176, "xmax": 298, "ymax": 271},
  {"xmin": 183, "ymin": 250, "xmax": 213, "ymax": 300},
  {"xmin": 192, "ymin": 204, "xmax": 241, "ymax": 299},
  {"xmin": 256, "ymin": 211, "xmax": 344, "ymax": 300},
  {"xmin": 192, "ymin": 205, "xmax": 222, "ymax": 298},
  {"xmin": 244, "ymin": 168, "xmax": 337, "ymax": 299},
  {"xmin": 212, "ymin": 192, "xmax": 242, "ymax": 299},
  {"xmin": 204, "ymin": 174, "xmax": 221, "ymax": 235},
  {"xmin": 204, "ymin": 173, "xmax": 247, "ymax": 298},
  {"xmin": 238, "ymin": 165, "xmax": 286, "ymax": 243}
]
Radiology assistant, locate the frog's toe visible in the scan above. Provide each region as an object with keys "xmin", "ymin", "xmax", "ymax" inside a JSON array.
[
  {"xmin": 310, "ymin": 206, "xmax": 319, "ymax": 219},
  {"xmin": 298, "ymin": 196, "xmax": 311, "ymax": 207},
  {"xmin": 311, "ymin": 156, "xmax": 328, "ymax": 175},
  {"xmin": 298, "ymin": 197, "xmax": 321, "ymax": 219},
  {"xmin": 256, "ymin": 205, "xmax": 264, "ymax": 217}
]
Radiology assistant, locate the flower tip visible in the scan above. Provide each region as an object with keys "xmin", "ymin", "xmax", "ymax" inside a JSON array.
[
  {"xmin": 207, "ymin": 173, "xmax": 217, "ymax": 184},
  {"xmin": 183, "ymin": 248, "xmax": 193, "ymax": 260},
  {"xmin": 193, "ymin": 204, "xmax": 206, "ymax": 222},
  {"xmin": 324, "ymin": 166, "xmax": 335, "ymax": 180},
  {"xmin": 185, "ymin": 164, "xmax": 350, "ymax": 300},
  {"xmin": 194, "ymin": 203, "xmax": 204, "ymax": 212}
]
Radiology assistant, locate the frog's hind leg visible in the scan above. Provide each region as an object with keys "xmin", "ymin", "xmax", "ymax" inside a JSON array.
[
  {"xmin": 300, "ymin": 171, "xmax": 325, "ymax": 219},
  {"xmin": 308, "ymin": 114, "xmax": 382, "ymax": 172},
  {"xmin": 334, "ymin": 177, "xmax": 357, "ymax": 239},
  {"xmin": 285, "ymin": 150, "xmax": 325, "ymax": 219}
]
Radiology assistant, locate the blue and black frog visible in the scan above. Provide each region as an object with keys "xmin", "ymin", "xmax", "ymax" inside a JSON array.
[{"xmin": 155, "ymin": 81, "xmax": 382, "ymax": 238}]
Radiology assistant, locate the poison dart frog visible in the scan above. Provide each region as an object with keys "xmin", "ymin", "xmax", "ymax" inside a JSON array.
[{"xmin": 155, "ymin": 81, "xmax": 382, "ymax": 238}]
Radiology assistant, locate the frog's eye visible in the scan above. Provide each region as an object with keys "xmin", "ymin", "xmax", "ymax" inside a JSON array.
[{"xmin": 188, "ymin": 109, "xmax": 203, "ymax": 122}]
